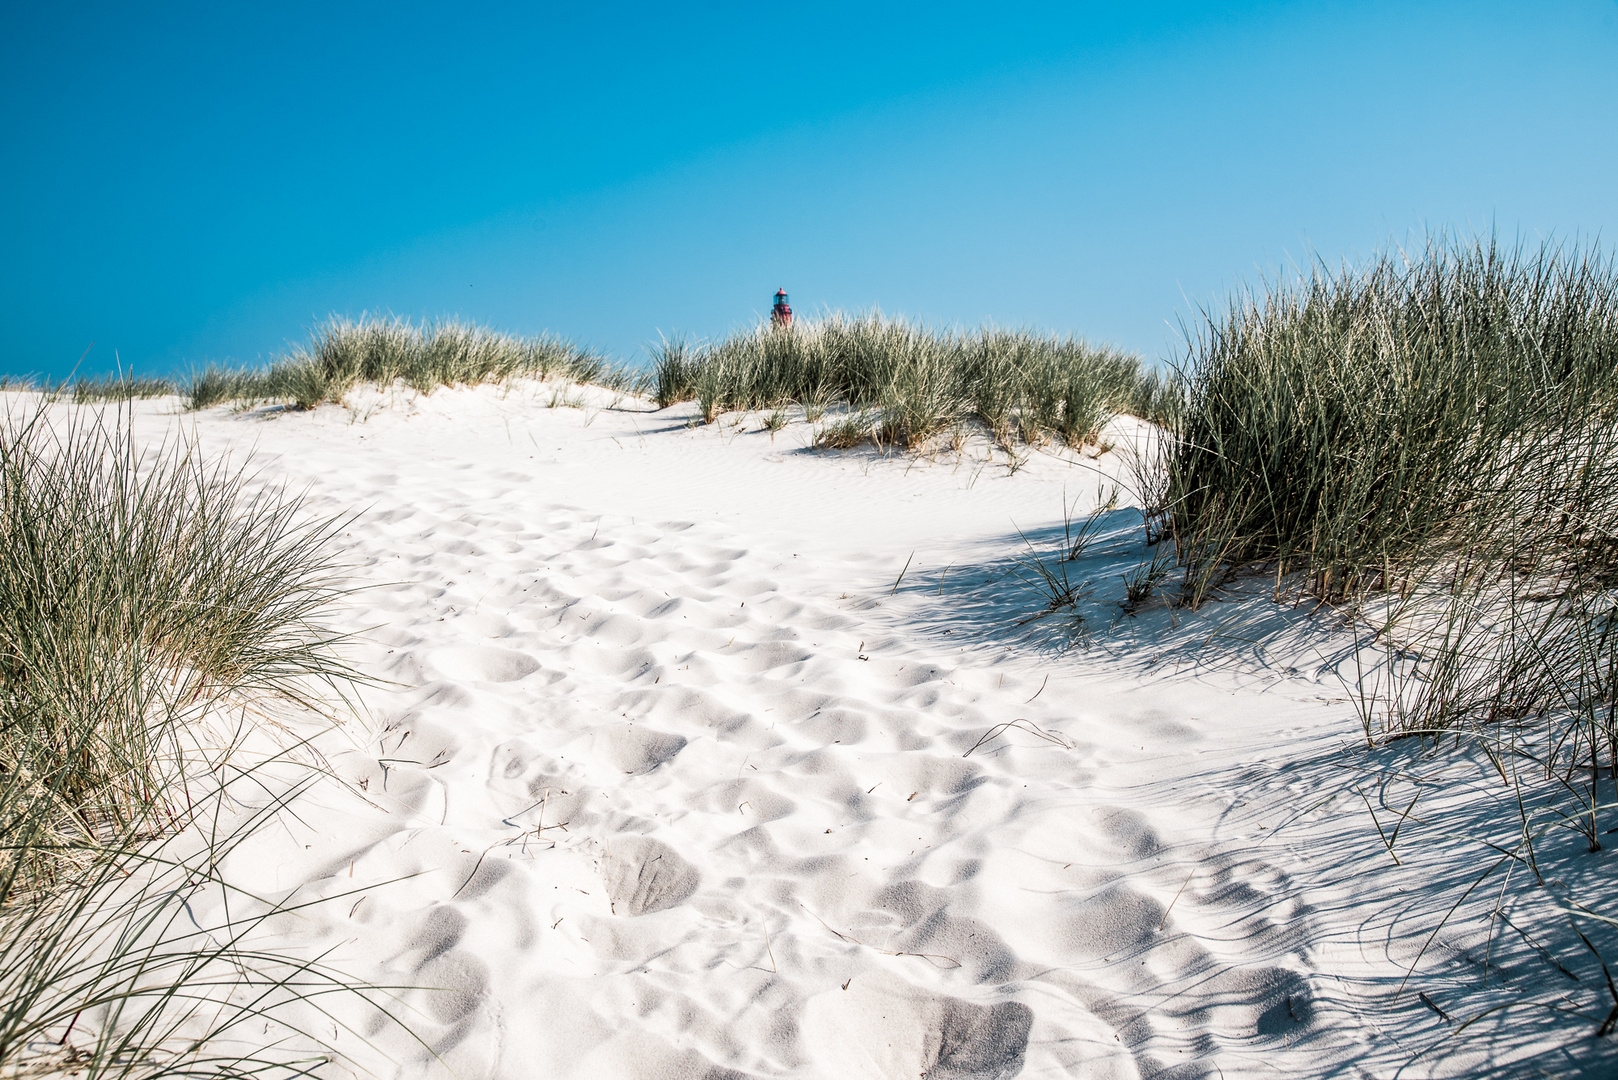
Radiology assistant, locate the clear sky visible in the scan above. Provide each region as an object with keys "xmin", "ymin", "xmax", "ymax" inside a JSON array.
[{"xmin": 4, "ymin": 1, "xmax": 1616, "ymax": 381}]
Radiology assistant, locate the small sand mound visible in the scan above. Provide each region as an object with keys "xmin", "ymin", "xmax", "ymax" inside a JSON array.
[
  {"xmin": 597, "ymin": 723, "xmax": 688, "ymax": 774},
  {"xmin": 602, "ymin": 836, "xmax": 700, "ymax": 916},
  {"xmin": 804, "ymin": 974, "xmax": 1032, "ymax": 1080}
]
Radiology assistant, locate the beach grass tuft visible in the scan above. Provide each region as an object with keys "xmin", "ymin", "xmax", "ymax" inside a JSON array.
[
  {"xmin": 1160, "ymin": 235, "xmax": 1618, "ymax": 733},
  {"xmin": 0, "ymin": 405, "xmax": 393, "ymax": 1074},
  {"xmin": 68, "ymin": 376, "xmax": 178, "ymax": 404},
  {"xmin": 1165, "ymin": 235, "xmax": 1618, "ymax": 613},
  {"xmin": 1152, "ymin": 234, "xmax": 1618, "ymax": 1040},
  {"xmin": 0, "ymin": 375, "xmax": 178, "ymax": 405},
  {"xmin": 184, "ymin": 316, "xmax": 646, "ymax": 411},
  {"xmin": 0, "ymin": 408, "xmax": 353, "ymax": 896},
  {"xmin": 653, "ymin": 312, "xmax": 1176, "ymax": 449}
]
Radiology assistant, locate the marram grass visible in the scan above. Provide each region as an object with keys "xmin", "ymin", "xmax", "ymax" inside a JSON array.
[
  {"xmin": 0, "ymin": 375, "xmax": 177, "ymax": 405},
  {"xmin": 1029, "ymin": 235, "xmax": 1618, "ymax": 1054},
  {"xmin": 1157, "ymin": 235, "xmax": 1618, "ymax": 739},
  {"xmin": 186, "ymin": 316, "xmax": 645, "ymax": 411},
  {"xmin": 1155, "ymin": 236, "xmax": 1618, "ymax": 904},
  {"xmin": 0, "ymin": 405, "xmax": 403, "ymax": 1076},
  {"xmin": 68, "ymin": 376, "xmax": 178, "ymax": 405},
  {"xmin": 653, "ymin": 312, "xmax": 1179, "ymax": 449},
  {"xmin": 1164, "ymin": 235, "xmax": 1618, "ymax": 611},
  {"xmin": 0, "ymin": 408, "xmax": 353, "ymax": 898}
]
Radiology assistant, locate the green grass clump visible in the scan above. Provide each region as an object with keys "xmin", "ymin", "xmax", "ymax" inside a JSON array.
[
  {"xmin": 68, "ymin": 376, "xmax": 178, "ymax": 404},
  {"xmin": 183, "ymin": 365, "xmax": 266, "ymax": 411},
  {"xmin": 653, "ymin": 313, "xmax": 1174, "ymax": 449},
  {"xmin": 0, "ymin": 406, "xmax": 388, "ymax": 1074},
  {"xmin": 1162, "ymin": 235, "xmax": 1618, "ymax": 738},
  {"xmin": 0, "ymin": 376, "xmax": 178, "ymax": 403},
  {"xmin": 1165, "ymin": 236, "xmax": 1618, "ymax": 606},
  {"xmin": 1, "ymin": 407, "xmax": 352, "ymax": 895},
  {"xmin": 186, "ymin": 316, "xmax": 644, "ymax": 411},
  {"xmin": 1011, "ymin": 237, "xmax": 1618, "ymax": 1054}
]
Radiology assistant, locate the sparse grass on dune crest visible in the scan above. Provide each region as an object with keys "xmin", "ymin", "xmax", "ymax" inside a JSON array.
[
  {"xmin": 0, "ymin": 406, "xmax": 400, "ymax": 1075},
  {"xmin": 68, "ymin": 376, "xmax": 179, "ymax": 404},
  {"xmin": 0, "ymin": 375, "xmax": 178, "ymax": 404},
  {"xmin": 653, "ymin": 313, "xmax": 1179, "ymax": 449},
  {"xmin": 182, "ymin": 365, "xmax": 264, "ymax": 412},
  {"xmin": 186, "ymin": 316, "xmax": 646, "ymax": 411}
]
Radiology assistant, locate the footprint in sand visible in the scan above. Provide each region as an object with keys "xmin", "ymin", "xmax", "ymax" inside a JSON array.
[
  {"xmin": 593, "ymin": 723, "xmax": 688, "ymax": 775},
  {"xmin": 601, "ymin": 836, "xmax": 701, "ymax": 916},
  {"xmin": 391, "ymin": 905, "xmax": 500, "ymax": 1068},
  {"xmin": 804, "ymin": 973, "xmax": 1032, "ymax": 1080}
]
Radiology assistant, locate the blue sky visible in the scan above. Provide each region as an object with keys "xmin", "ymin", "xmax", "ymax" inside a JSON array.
[{"xmin": 3, "ymin": 1, "xmax": 1616, "ymax": 381}]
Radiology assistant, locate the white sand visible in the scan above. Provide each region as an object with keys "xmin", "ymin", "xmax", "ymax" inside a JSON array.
[{"xmin": 89, "ymin": 383, "xmax": 1614, "ymax": 1078}]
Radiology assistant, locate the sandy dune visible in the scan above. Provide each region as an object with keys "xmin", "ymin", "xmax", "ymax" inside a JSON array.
[{"xmin": 96, "ymin": 382, "xmax": 1615, "ymax": 1079}]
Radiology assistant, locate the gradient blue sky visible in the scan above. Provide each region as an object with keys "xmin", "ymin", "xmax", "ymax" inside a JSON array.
[{"xmin": 4, "ymin": 1, "xmax": 1616, "ymax": 381}]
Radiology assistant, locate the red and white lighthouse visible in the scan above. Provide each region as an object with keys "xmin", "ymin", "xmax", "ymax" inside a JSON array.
[{"xmin": 771, "ymin": 288, "xmax": 793, "ymax": 327}]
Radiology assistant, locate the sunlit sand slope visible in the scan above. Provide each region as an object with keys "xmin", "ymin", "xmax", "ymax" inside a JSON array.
[{"xmin": 106, "ymin": 381, "xmax": 1613, "ymax": 1079}]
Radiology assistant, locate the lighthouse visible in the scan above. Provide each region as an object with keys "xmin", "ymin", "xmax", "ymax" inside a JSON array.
[{"xmin": 771, "ymin": 288, "xmax": 792, "ymax": 328}]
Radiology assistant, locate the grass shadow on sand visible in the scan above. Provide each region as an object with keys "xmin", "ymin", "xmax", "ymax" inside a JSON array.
[
  {"xmin": 888, "ymin": 509, "xmax": 1365, "ymax": 690},
  {"xmin": 883, "ymin": 508, "xmax": 1618, "ymax": 1076}
]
